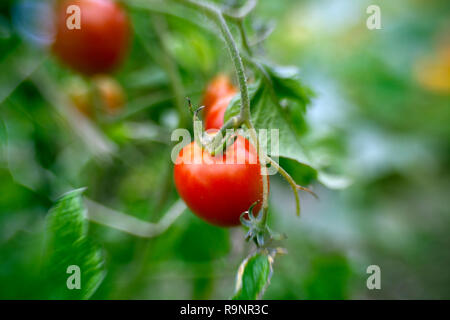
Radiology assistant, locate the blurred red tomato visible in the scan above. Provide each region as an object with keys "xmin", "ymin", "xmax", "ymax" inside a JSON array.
[
  {"xmin": 204, "ymin": 93, "xmax": 235, "ymax": 130},
  {"xmin": 52, "ymin": 0, "xmax": 131, "ymax": 75},
  {"xmin": 202, "ymin": 74, "xmax": 237, "ymax": 114}
]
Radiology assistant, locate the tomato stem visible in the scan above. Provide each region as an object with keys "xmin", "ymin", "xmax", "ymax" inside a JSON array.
[
  {"xmin": 245, "ymin": 120, "xmax": 270, "ymax": 225},
  {"xmin": 237, "ymin": 19, "xmax": 253, "ymax": 56},
  {"xmin": 266, "ymin": 157, "xmax": 318, "ymax": 217},
  {"xmin": 174, "ymin": 0, "xmax": 251, "ymax": 122}
]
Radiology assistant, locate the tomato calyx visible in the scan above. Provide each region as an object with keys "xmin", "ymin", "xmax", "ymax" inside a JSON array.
[
  {"xmin": 240, "ymin": 202, "xmax": 286, "ymax": 248},
  {"xmin": 188, "ymin": 98, "xmax": 239, "ymax": 157}
]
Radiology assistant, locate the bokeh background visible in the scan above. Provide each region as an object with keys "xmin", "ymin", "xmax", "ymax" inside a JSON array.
[{"xmin": 0, "ymin": 0, "xmax": 449, "ymax": 299}]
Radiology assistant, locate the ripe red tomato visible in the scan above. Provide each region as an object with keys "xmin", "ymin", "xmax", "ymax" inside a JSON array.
[
  {"xmin": 204, "ymin": 93, "xmax": 235, "ymax": 130},
  {"xmin": 202, "ymin": 74, "xmax": 236, "ymax": 114},
  {"xmin": 174, "ymin": 135, "xmax": 264, "ymax": 227},
  {"xmin": 52, "ymin": 0, "xmax": 131, "ymax": 75}
]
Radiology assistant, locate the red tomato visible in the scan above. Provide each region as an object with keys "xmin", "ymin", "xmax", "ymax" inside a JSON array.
[
  {"xmin": 204, "ymin": 93, "xmax": 235, "ymax": 130},
  {"xmin": 174, "ymin": 135, "xmax": 264, "ymax": 227},
  {"xmin": 202, "ymin": 74, "xmax": 236, "ymax": 114},
  {"xmin": 52, "ymin": 0, "xmax": 131, "ymax": 75}
]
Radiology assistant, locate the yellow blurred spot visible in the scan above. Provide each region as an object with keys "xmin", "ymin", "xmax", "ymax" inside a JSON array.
[{"xmin": 414, "ymin": 36, "xmax": 450, "ymax": 94}]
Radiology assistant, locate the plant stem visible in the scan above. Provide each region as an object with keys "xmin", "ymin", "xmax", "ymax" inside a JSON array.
[
  {"xmin": 237, "ymin": 20, "xmax": 252, "ymax": 56},
  {"xmin": 85, "ymin": 198, "xmax": 186, "ymax": 238},
  {"xmin": 266, "ymin": 156, "xmax": 301, "ymax": 216},
  {"xmin": 208, "ymin": 115, "xmax": 243, "ymax": 150},
  {"xmin": 266, "ymin": 156, "xmax": 318, "ymax": 217},
  {"xmin": 245, "ymin": 120, "xmax": 269, "ymax": 224}
]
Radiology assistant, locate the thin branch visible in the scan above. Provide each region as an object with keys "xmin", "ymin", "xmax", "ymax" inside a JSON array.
[
  {"xmin": 248, "ymin": 22, "xmax": 275, "ymax": 46},
  {"xmin": 222, "ymin": 0, "xmax": 257, "ymax": 21},
  {"xmin": 297, "ymin": 183, "xmax": 318, "ymax": 199},
  {"xmin": 85, "ymin": 198, "xmax": 187, "ymax": 238},
  {"xmin": 266, "ymin": 156, "xmax": 318, "ymax": 217},
  {"xmin": 208, "ymin": 115, "xmax": 244, "ymax": 151},
  {"xmin": 267, "ymin": 156, "xmax": 300, "ymax": 216},
  {"xmin": 237, "ymin": 20, "xmax": 252, "ymax": 56},
  {"xmin": 246, "ymin": 121, "xmax": 269, "ymax": 222}
]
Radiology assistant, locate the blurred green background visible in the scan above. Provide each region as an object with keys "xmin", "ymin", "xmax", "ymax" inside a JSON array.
[{"xmin": 0, "ymin": 0, "xmax": 449, "ymax": 299}]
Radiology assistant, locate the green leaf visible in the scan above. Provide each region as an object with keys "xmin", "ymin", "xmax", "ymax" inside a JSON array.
[
  {"xmin": 232, "ymin": 252, "xmax": 274, "ymax": 300},
  {"xmin": 175, "ymin": 213, "xmax": 230, "ymax": 262},
  {"xmin": 225, "ymin": 65, "xmax": 351, "ymax": 190},
  {"xmin": 302, "ymin": 253, "xmax": 352, "ymax": 299},
  {"xmin": 225, "ymin": 80, "xmax": 315, "ymax": 171},
  {"xmin": 278, "ymin": 157, "xmax": 317, "ymax": 186},
  {"xmin": 43, "ymin": 189, "xmax": 105, "ymax": 299},
  {"xmin": 261, "ymin": 62, "xmax": 314, "ymax": 109},
  {"xmin": 46, "ymin": 189, "xmax": 87, "ymax": 244}
]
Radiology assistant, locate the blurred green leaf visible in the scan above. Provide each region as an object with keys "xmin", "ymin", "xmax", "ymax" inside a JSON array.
[
  {"xmin": 225, "ymin": 74, "xmax": 352, "ymax": 189},
  {"xmin": 43, "ymin": 189, "xmax": 105, "ymax": 299},
  {"xmin": 175, "ymin": 214, "xmax": 230, "ymax": 262},
  {"xmin": 302, "ymin": 254, "xmax": 352, "ymax": 300}
]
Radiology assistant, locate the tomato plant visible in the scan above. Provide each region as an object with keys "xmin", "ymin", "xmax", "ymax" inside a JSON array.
[
  {"xmin": 174, "ymin": 135, "xmax": 264, "ymax": 227},
  {"xmin": 52, "ymin": 0, "xmax": 131, "ymax": 75},
  {"xmin": 4, "ymin": 0, "xmax": 443, "ymax": 303}
]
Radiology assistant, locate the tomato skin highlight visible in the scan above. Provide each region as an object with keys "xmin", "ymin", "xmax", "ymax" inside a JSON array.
[
  {"xmin": 52, "ymin": 0, "xmax": 131, "ymax": 75},
  {"xmin": 174, "ymin": 136, "xmax": 265, "ymax": 227},
  {"xmin": 202, "ymin": 74, "xmax": 237, "ymax": 115}
]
